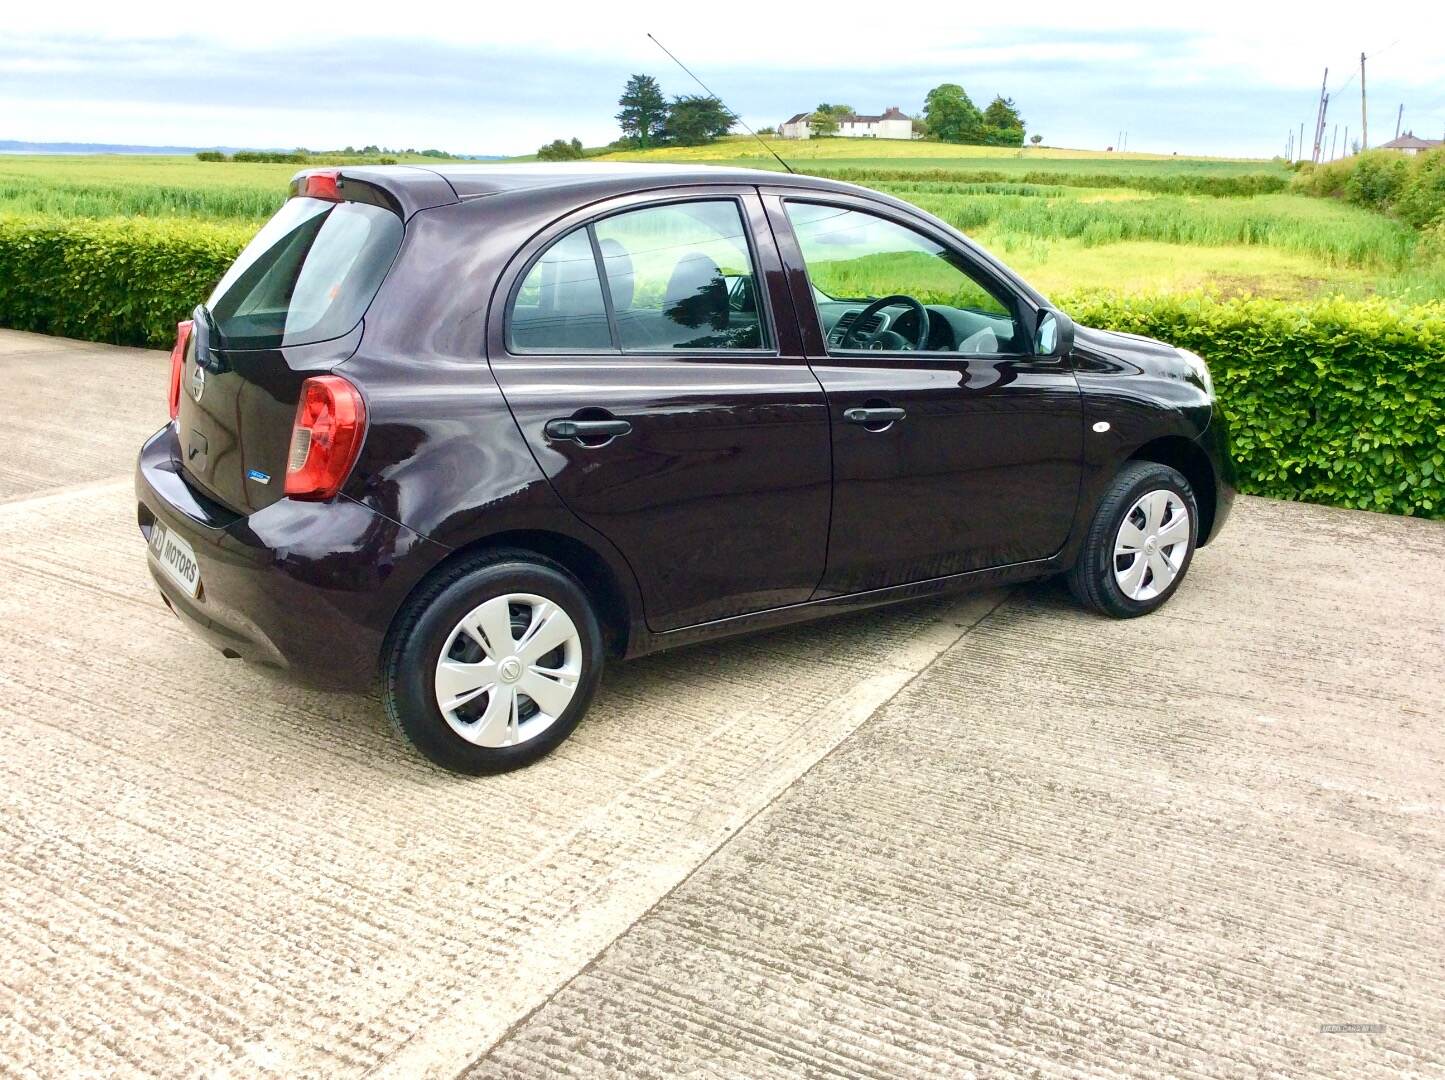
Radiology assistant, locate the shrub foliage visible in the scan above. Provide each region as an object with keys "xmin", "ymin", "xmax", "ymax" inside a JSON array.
[
  {"xmin": 823, "ymin": 167, "xmax": 1289, "ymax": 197},
  {"xmin": 1293, "ymin": 147, "xmax": 1445, "ymax": 230},
  {"xmin": 0, "ymin": 218, "xmax": 1439, "ymax": 518},
  {"xmin": 0, "ymin": 215, "xmax": 247, "ymax": 346},
  {"xmin": 1065, "ymin": 293, "xmax": 1445, "ymax": 518}
]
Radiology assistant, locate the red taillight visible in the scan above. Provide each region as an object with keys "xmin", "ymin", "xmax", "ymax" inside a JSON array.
[
  {"xmin": 300, "ymin": 170, "xmax": 342, "ymax": 201},
  {"xmin": 168, "ymin": 319, "xmax": 194, "ymax": 420},
  {"xmin": 284, "ymin": 375, "xmax": 367, "ymax": 500}
]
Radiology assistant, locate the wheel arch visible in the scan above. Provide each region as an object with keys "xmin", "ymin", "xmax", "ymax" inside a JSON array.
[
  {"xmin": 383, "ymin": 528, "xmax": 639, "ymax": 667},
  {"xmin": 1127, "ymin": 435, "xmax": 1218, "ymax": 545}
]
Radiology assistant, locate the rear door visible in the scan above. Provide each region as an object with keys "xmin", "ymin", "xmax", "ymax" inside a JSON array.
[
  {"xmin": 764, "ymin": 189, "xmax": 1083, "ymax": 596},
  {"xmin": 487, "ymin": 188, "xmax": 831, "ymax": 632}
]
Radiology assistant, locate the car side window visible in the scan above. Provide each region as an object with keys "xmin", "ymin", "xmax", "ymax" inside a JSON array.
[
  {"xmin": 594, "ymin": 201, "xmax": 769, "ymax": 351},
  {"xmin": 509, "ymin": 228, "xmax": 614, "ymax": 352},
  {"xmin": 784, "ymin": 201, "xmax": 1024, "ymax": 356}
]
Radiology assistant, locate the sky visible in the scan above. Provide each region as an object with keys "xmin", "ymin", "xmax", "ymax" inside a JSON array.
[{"xmin": 6, "ymin": 0, "xmax": 1445, "ymax": 158}]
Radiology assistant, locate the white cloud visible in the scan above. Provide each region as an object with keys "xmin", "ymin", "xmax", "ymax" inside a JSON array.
[{"xmin": 4, "ymin": 0, "xmax": 1444, "ymax": 154}]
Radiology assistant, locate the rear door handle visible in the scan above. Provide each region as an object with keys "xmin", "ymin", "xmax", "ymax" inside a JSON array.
[
  {"xmin": 844, "ymin": 407, "xmax": 906, "ymax": 425},
  {"xmin": 544, "ymin": 417, "xmax": 633, "ymax": 441}
]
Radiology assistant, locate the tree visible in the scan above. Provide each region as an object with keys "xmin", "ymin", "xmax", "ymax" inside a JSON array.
[
  {"xmin": 809, "ymin": 103, "xmax": 853, "ymax": 138},
  {"xmin": 1029, "ymin": 134, "xmax": 1043, "ymax": 146},
  {"xmin": 923, "ymin": 84, "xmax": 984, "ymax": 144},
  {"xmin": 616, "ymin": 74, "xmax": 668, "ymax": 149},
  {"xmin": 981, "ymin": 95, "xmax": 1025, "ymax": 147},
  {"xmin": 536, "ymin": 137, "xmax": 585, "ymax": 161},
  {"xmin": 664, "ymin": 95, "xmax": 733, "ymax": 146}
]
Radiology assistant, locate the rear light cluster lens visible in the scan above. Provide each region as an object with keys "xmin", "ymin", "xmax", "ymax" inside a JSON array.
[
  {"xmin": 167, "ymin": 319, "xmax": 194, "ymax": 420},
  {"xmin": 284, "ymin": 375, "xmax": 367, "ymax": 500}
]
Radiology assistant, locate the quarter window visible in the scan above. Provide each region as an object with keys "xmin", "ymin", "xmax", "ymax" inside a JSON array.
[
  {"xmin": 508, "ymin": 199, "xmax": 769, "ymax": 353},
  {"xmin": 510, "ymin": 229, "xmax": 613, "ymax": 351},
  {"xmin": 785, "ymin": 201, "xmax": 1023, "ymax": 356}
]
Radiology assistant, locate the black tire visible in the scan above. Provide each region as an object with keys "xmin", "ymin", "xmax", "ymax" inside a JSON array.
[
  {"xmin": 1067, "ymin": 461, "xmax": 1199, "ymax": 618},
  {"xmin": 383, "ymin": 551, "xmax": 605, "ymax": 774}
]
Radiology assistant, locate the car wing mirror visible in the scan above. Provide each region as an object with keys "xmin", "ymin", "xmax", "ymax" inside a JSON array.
[{"xmin": 1034, "ymin": 309, "xmax": 1075, "ymax": 358}]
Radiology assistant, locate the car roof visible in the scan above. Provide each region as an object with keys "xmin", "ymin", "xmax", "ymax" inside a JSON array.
[
  {"xmin": 429, "ymin": 162, "xmax": 803, "ymax": 197},
  {"xmin": 334, "ymin": 161, "xmax": 867, "ymax": 203}
]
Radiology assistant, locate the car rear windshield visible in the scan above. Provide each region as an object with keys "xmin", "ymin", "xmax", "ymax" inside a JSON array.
[{"xmin": 206, "ymin": 196, "xmax": 403, "ymax": 350}]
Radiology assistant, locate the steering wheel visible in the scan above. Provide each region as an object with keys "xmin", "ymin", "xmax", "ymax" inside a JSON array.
[{"xmin": 839, "ymin": 294, "xmax": 930, "ymax": 351}]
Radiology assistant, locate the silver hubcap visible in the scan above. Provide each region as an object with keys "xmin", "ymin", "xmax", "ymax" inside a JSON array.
[
  {"xmin": 434, "ymin": 593, "xmax": 582, "ymax": 747},
  {"xmin": 1114, "ymin": 489, "xmax": 1190, "ymax": 602}
]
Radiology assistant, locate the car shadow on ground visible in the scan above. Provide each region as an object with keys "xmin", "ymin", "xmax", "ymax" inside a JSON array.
[{"xmin": 244, "ymin": 591, "xmax": 994, "ymax": 778}]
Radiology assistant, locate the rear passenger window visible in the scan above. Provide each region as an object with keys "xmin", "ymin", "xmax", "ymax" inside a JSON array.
[
  {"xmin": 506, "ymin": 199, "xmax": 769, "ymax": 354},
  {"xmin": 594, "ymin": 201, "xmax": 768, "ymax": 351},
  {"xmin": 510, "ymin": 229, "xmax": 613, "ymax": 351}
]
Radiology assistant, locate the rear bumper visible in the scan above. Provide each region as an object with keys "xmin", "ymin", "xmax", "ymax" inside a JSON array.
[{"xmin": 135, "ymin": 424, "xmax": 448, "ymax": 688}]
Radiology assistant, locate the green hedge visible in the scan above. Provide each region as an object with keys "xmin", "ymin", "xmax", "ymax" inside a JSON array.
[
  {"xmin": 1065, "ymin": 293, "xmax": 1445, "ymax": 518},
  {"xmin": 1293, "ymin": 147, "xmax": 1445, "ymax": 229},
  {"xmin": 821, "ymin": 167, "xmax": 1290, "ymax": 197},
  {"xmin": 0, "ymin": 217, "xmax": 1441, "ymax": 518},
  {"xmin": 0, "ymin": 216, "xmax": 247, "ymax": 347}
]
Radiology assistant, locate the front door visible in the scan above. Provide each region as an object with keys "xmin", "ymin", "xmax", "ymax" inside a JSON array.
[
  {"xmin": 489, "ymin": 190, "xmax": 832, "ymax": 631},
  {"xmin": 765, "ymin": 192, "xmax": 1083, "ymax": 597}
]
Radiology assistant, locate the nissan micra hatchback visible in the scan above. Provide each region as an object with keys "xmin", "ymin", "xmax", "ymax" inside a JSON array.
[{"xmin": 137, "ymin": 163, "xmax": 1234, "ymax": 774}]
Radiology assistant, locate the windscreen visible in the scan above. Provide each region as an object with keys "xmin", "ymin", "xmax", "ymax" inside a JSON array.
[{"xmin": 207, "ymin": 197, "xmax": 402, "ymax": 350}]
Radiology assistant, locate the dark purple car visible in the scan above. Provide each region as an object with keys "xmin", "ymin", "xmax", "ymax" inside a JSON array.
[{"xmin": 137, "ymin": 163, "xmax": 1233, "ymax": 774}]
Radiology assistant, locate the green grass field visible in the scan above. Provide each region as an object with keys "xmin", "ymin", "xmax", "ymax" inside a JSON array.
[{"xmin": 1, "ymin": 141, "xmax": 1439, "ymax": 302}]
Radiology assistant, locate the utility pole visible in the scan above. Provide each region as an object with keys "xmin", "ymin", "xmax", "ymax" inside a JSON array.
[
  {"xmin": 1330, "ymin": 123, "xmax": 1338, "ymax": 160},
  {"xmin": 1311, "ymin": 67, "xmax": 1328, "ymax": 162},
  {"xmin": 1299, "ymin": 122, "xmax": 1305, "ymax": 162},
  {"xmin": 1360, "ymin": 52, "xmax": 1368, "ymax": 149},
  {"xmin": 1395, "ymin": 103, "xmax": 1403, "ymax": 139},
  {"xmin": 1316, "ymin": 93, "xmax": 1330, "ymax": 163},
  {"xmin": 1343, "ymin": 125, "xmax": 1349, "ymax": 156}
]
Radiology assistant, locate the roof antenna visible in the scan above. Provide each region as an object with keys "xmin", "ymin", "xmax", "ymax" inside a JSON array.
[{"xmin": 646, "ymin": 32, "xmax": 796, "ymax": 174}]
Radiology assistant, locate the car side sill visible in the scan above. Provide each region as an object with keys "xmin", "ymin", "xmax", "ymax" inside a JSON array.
[{"xmin": 624, "ymin": 556, "xmax": 1060, "ymax": 659}]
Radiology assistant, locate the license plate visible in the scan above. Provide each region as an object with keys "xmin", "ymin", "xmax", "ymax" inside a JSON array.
[{"xmin": 149, "ymin": 521, "xmax": 202, "ymax": 598}]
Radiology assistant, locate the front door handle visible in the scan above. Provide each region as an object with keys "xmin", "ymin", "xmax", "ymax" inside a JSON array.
[
  {"xmin": 844, "ymin": 406, "xmax": 906, "ymax": 425},
  {"xmin": 544, "ymin": 417, "xmax": 633, "ymax": 442}
]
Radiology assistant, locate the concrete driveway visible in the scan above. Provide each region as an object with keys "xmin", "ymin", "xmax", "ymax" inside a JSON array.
[{"xmin": 1, "ymin": 328, "xmax": 1442, "ymax": 1078}]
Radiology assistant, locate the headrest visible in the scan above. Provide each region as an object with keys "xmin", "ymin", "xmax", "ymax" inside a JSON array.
[{"xmin": 663, "ymin": 252, "xmax": 728, "ymax": 331}]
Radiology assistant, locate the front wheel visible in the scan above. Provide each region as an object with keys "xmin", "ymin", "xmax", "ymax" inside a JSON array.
[
  {"xmin": 383, "ymin": 553, "xmax": 605, "ymax": 774},
  {"xmin": 1067, "ymin": 461, "xmax": 1198, "ymax": 618}
]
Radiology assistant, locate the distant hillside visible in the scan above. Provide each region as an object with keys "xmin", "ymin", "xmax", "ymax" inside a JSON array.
[{"xmin": 0, "ymin": 139, "xmax": 506, "ymax": 159}]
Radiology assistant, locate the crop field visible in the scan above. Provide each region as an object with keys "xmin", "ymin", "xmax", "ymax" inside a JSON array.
[
  {"xmin": 595, "ymin": 135, "xmax": 1288, "ymax": 175},
  {"xmin": 5, "ymin": 143, "xmax": 1436, "ymax": 303},
  {"xmin": 595, "ymin": 139, "xmax": 1441, "ymax": 303}
]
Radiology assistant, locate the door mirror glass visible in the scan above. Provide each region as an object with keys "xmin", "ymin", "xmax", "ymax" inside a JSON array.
[{"xmin": 1034, "ymin": 309, "xmax": 1074, "ymax": 357}]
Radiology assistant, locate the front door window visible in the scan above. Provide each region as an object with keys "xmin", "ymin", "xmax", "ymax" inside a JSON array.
[{"xmin": 785, "ymin": 202, "xmax": 1024, "ymax": 356}]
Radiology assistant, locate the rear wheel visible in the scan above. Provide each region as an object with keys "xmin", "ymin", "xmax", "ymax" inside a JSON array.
[
  {"xmin": 1068, "ymin": 461, "xmax": 1198, "ymax": 618},
  {"xmin": 383, "ymin": 553, "xmax": 604, "ymax": 774}
]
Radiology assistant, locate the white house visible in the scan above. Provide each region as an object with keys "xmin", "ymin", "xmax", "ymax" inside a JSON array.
[
  {"xmin": 1378, "ymin": 132, "xmax": 1443, "ymax": 156},
  {"xmin": 779, "ymin": 107, "xmax": 912, "ymax": 140}
]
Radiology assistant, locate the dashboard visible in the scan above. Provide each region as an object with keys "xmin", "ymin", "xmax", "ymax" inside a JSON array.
[{"xmin": 817, "ymin": 300, "xmax": 1022, "ymax": 355}]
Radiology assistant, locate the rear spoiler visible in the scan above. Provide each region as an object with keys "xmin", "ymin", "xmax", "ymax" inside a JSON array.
[{"xmin": 288, "ymin": 167, "xmax": 458, "ymax": 219}]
